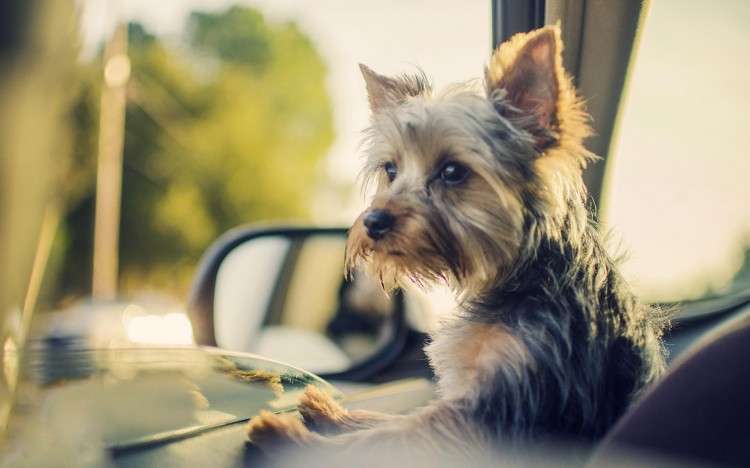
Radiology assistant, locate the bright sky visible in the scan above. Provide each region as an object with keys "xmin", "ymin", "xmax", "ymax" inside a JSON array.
[{"xmin": 79, "ymin": 0, "xmax": 750, "ymax": 302}]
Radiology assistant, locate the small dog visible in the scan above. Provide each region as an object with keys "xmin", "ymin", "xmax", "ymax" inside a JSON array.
[{"xmin": 247, "ymin": 25, "xmax": 669, "ymax": 459}]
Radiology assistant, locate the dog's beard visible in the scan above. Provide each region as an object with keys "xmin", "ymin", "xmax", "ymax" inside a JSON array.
[
  {"xmin": 345, "ymin": 206, "xmax": 456, "ymax": 292},
  {"xmin": 345, "ymin": 194, "xmax": 524, "ymax": 298}
]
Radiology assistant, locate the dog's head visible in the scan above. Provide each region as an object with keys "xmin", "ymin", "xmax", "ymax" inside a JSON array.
[{"xmin": 346, "ymin": 26, "xmax": 594, "ymax": 297}]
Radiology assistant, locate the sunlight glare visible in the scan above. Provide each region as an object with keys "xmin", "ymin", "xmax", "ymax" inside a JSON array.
[{"xmin": 126, "ymin": 311, "xmax": 194, "ymax": 345}]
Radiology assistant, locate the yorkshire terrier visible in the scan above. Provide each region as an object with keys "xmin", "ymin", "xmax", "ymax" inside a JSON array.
[{"xmin": 247, "ymin": 25, "xmax": 669, "ymax": 460}]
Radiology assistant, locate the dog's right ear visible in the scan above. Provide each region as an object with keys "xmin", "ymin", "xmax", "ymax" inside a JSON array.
[
  {"xmin": 487, "ymin": 26, "xmax": 565, "ymax": 149},
  {"xmin": 360, "ymin": 64, "xmax": 430, "ymax": 113}
]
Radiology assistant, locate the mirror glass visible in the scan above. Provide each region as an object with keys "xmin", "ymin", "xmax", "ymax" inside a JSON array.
[{"xmin": 213, "ymin": 233, "xmax": 396, "ymax": 375}]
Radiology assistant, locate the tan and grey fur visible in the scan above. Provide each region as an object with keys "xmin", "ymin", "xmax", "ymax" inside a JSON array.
[{"xmin": 247, "ymin": 26, "xmax": 670, "ymax": 460}]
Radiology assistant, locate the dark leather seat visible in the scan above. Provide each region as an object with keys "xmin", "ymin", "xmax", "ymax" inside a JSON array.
[{"xmin": 590, "ymin": 313, "xmax": 750, "ymax": 466}]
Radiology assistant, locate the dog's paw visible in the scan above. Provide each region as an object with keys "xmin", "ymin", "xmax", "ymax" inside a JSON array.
[
  {"xmin": 298, "ymin": 385, "xmax": 348, "ymax": 432},
  {"xmin": 246, "ymin": 410, "xmax": 314, "ymax": 451}
]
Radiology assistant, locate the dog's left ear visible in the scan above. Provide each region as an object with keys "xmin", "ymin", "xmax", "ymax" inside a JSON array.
[{"xmin": 487, "ymin": 26, "xmax": 564, "ymax": 149}]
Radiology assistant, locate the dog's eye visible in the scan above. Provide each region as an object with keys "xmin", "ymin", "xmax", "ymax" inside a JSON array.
[
  {"xmin": 384, "ymin": 162, "xmax": 397, "ymax": 183},
  {"xmin": 440, "ymin": 162, "xmax": 468, "ymax": 185}
]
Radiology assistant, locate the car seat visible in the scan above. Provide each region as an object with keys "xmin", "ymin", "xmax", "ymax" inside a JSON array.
[{"xmin": 590, "ymin": 310, "xmax": 750, "ymax": 466}]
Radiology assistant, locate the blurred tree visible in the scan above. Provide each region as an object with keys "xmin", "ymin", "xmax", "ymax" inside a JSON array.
[
  {"xmin": 189, "ymin": 7, "xmax": 272, "ymax": 69},
  {"xmin": 55, "ymin": 6, "xmax": 333, "ymax": 301}
]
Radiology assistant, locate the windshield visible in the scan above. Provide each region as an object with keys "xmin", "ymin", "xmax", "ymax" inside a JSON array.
[{"xmin": 601, "ymin": 0, "xmax": 750, "ymax": 303}]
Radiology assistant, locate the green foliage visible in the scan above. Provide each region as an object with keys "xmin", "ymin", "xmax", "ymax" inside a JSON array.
[
  {"xmin": 57, "ymin": 6, "xmax": 334, "ymax": 300},
  {"xmin": 189, "ymin": 6, "xmax": 271, "ymax": 69}
]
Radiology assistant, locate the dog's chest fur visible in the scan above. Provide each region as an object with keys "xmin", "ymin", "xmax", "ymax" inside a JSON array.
[{"xmin": 425, "ymin": 318, "xmax": 531, "ymax": 401}]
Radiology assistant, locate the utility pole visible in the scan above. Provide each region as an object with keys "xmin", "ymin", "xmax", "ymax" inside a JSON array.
[{"xmin": 92, "ymin": 22, "xmax": 129, "ymax": 299}]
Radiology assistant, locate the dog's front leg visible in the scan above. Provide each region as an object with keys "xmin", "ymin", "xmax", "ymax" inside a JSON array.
[
  {"xmin": 298, "ymin": 385, "xmax": 402, "ymax": 435},
  {"xmin": 246, "ymin": 386, "xmax": 401, "ymax": 454},
  {"xmin": 248, "ymin": 395, "xmax": 488, "ymax": 460}
]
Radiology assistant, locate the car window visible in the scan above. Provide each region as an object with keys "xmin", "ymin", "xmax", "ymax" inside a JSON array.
[
  {"xmin": 80, "ymin": 0, "xmax": 491, "ymax": 222},
  {"xmin": 601, "ymin": 0, "xmax": 750, "ymax": 303},
  {"xmin": 73, "ymin": 0, "xmax": 490, "ymax": 303}
]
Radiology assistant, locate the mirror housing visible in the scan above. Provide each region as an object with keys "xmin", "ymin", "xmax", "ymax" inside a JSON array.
[{"xmin": 187, "ymin": 225, "xmax": 408, "ymax": 381}]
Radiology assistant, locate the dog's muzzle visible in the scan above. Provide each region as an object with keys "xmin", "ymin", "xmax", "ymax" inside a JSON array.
[{"xmin": 363, "ymin": 209, "xmax": 394, "ymax": 240}]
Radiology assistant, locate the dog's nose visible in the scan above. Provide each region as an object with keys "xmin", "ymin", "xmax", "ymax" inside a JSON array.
[{"xmin": 363, "ymin": 210, "xmax": 394, "ymax": 240}]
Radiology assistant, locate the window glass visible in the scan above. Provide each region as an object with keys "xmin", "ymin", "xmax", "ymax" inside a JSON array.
[
  {"xmin": 74, "ymin": 0, "xmax": 490, "ymax": 300},
  {"xmin": 602, "ymin": 0, "xmax": 750, "ymax": 302},
  {"xmin": 80, "ymin": 0, "xmax": 491, "ymax": 221}
]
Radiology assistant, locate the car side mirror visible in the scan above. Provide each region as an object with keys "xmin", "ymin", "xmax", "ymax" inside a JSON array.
[{"xmin": 187, "ymin": 226, "xmax": 407, "ymax": 380}]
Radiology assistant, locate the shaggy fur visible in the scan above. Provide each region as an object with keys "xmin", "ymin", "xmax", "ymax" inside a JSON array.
[{"xmin": 247, "ymin": 25, "xmax": 670, "ymax": 460}]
